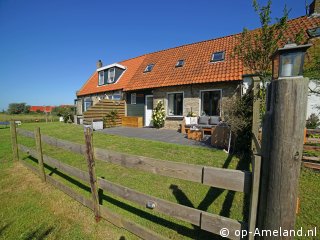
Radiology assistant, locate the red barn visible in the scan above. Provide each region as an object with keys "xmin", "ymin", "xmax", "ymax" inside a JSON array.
[{"xmin": 29, "ymin": 106, "xmax": 55, "ymax": 113}]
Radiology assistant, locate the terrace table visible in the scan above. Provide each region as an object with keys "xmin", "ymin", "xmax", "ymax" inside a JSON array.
[{"xmin": 187, "ymin": 128, "xmax": 204, "ymax": 141}]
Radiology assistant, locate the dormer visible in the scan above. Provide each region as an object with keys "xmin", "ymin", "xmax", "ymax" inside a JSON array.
[{"xmin": 97, "ymin": 63, "xmax": 126, "ymax": 86}]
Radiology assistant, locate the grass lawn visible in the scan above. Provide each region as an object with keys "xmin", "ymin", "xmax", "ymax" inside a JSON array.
[
  {"xmin": 0, "ymin": 126, "xmax": 137, "ymax": 240},
  {"xmin": 1, "ymin": 122, "xmax": 319, "ymax": 239}
]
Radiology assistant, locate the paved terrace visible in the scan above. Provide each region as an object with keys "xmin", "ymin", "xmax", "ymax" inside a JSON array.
[{"xmin": 98, "ymin": 127, "xmax": 211, "ymax": 147}]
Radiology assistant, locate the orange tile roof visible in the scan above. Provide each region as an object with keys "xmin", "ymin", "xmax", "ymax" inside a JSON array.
[{"xmin": 77, "ymin": 15, "xmax": 320, "ymax": 95}]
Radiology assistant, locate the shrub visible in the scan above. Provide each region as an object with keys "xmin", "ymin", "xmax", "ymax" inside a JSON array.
[
  {"xmin": 152, "ymin": 101, "xmax": 166, "ymax": 128},
  {"xmin": 306, "ymin": 113, "xmax": 320, "ymax": 129},
  {"xmin": 224, "ymin": 93, "xmax": 253, "ymax": 154},
  {"xmin": 103, "ymin": 110, "xmax": 118, "ymax": 128}
]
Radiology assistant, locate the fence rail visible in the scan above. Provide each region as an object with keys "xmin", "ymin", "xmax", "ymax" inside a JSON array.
[
  {"xmin": 16, "ymin": 128, "xmax": 252, "ymax": 193},
  {"xmin": 13, "ymin": 125, "xmax": 260, "ymax": 240}
]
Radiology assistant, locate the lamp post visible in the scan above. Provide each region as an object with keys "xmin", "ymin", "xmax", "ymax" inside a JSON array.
[
  {"xmin": 257, "ymin": 42, "xmax": 311, "ymax": 240},
  {"xmin": 271, "ymin": 42, "xmax": 312, "ymax": 80}
]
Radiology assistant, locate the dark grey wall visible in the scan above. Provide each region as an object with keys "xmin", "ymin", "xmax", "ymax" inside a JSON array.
[{"xmin": 127, "ymin": 104, "xmax": 144, "ymax": 117}]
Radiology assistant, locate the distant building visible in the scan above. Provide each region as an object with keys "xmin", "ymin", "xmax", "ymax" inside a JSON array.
[{"xmin": 29, "ymin": 106, "xmax": 55, "ymax": 113}]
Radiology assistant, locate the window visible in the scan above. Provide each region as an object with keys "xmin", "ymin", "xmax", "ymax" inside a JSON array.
[
  {"xmin": 98, "ymin": 71, "xmax": 104, "ymax": 85},
  {"xmin": 211, "ymin": 51, "xmax": 225, "ymax": 62},
  {"xmin": 107, "ymin": 67, "xmax": 115, "ymax": 83},
  {"xmin": 83, "ymin": 97, "xmax": 92, "ymax": 112},
  {"xmin": 307, "ymin": 27, "xmax": 320, "ymax": 37},
  {"xmin": 167, "ymin": 92, "xmax": 183, "ymax": 116},
  {"xmin": 98, "ymin": 67, "xmax": 118, "ymax": 85},
  {"xmin": 131, "ymin": 93, "xmax": 136, "ymax": 104},
  {"xmin": 200, "ymin": 90, "xmax": 221, "ymax": 116},
  {"xmin": 144, "ymin": 64, "xmax": 154, "ymax": 72},
  {"xmin": 175, "ymin": 59, "xmax": 184, "ymax": 67}
]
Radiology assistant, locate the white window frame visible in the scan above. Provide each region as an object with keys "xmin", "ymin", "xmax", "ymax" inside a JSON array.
[
  {"xmin": 98, "ymin": 71, "xmax": 104, "ymax": 85},
  {"xmin": 131, "ymin": 93, "xmax": 136, "ymax": 104},
  {"xmin": 166, "ymin": 91, "xmax": 184, "ymax": 117},
  {"xmin": 107, "ymin": 67, "xmax": 115, "ymax": 83},
  {"xmin": 83, "ymin": 97, "xmax": 92, "ymax": 112},
  {"xmin": 199, "ymin": 89, "xmax": 222, "ymax": 116},
  {"xmin": 211, "ymin": 51, "xmax": 225, "ymax": 62}
]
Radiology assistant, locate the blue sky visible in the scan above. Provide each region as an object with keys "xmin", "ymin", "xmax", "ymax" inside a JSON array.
[{"xmin": 0, "ymin": 0, "xmax": 309, "ymax": 110}]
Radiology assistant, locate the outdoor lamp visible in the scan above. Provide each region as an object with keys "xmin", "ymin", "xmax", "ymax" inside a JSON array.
[{"xmin": 272, "ymin": 42, "xmax": 312, "ymax": 79}]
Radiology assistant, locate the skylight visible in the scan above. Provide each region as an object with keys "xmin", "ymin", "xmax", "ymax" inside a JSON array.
[
  {"xmin": 307, "ymin": 27, "xmax": 320, "ymax": 37},
  {"xmin": 175, "ymin": 59, "xmax": 184, "ymax": 67},
  {"xmin": 144, "ymin": 64, "xmax": 155, "ymax": 72},
  {"xmin": 211, "ymin": 51, "xmax": 225, "ymax": 62}
]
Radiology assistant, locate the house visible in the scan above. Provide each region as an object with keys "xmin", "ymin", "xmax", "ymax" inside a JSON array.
[
  {"xmin": 75, "ymin": 3, "xmax": 320, "ymax": 129},
  {"xmin": 30, "ymin": 106, "xmax": 55, "ymax": 113}
]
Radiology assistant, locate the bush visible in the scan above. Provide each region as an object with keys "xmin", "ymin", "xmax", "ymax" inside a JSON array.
[
  {"xmin": 224, "ymin": 93, "xmax": 253, "ymax": 154},
  {"xmin": 306, "ymin": 113, "xmax": 320, "ymax": 129},
  {"xmin": 152, "ymin": 101, "xmax": 166, "ymax": 128},
  {"xmin": 103, "ymin": 110, "xmax": 118, "ymax": 128}
]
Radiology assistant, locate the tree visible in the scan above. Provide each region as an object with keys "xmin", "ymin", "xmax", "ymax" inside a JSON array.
[
  {"xmin": 8, "ymin": 103, "xmax": 29, "ymax": 114},
  {"xmin": 234, "ymin": 0, "xmax": 289, "ymax": 117},
  {"xmin": 304, "ymin": 38, "xmax": 320, "ymax": 96},
  {"xmin": 306, "ymin": 113, "xmax": 320, "ymax": 129},
  {"xmin": 51, "ymin": 106, "xmax": 75, "ymax": 123}
]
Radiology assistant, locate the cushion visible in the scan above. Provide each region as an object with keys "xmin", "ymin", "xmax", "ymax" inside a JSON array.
[
  {"xmin": 185, "ymin": 117, "xmax": 191, "ymax": 125},
  {"xmin": 195, "ymin": 124, "xmax": 213, "ymax": 129},
  {"xmin": 209, "ymin": 116, "xmax": 221, "ymax": 125},
  {"xmin": 198, "ymin": 116, "xmax": 210, "ymax": 125},
  {"xmin": 190, "ymin": 117, "xmax": 198, "ymax": 125}
]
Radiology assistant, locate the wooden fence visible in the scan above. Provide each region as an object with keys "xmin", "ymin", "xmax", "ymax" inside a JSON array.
[
  {"xmin": 11, "ymin": 123, "xmax": 261, "ymax": 240},
  {"xmin": 303, "ymin": 128, "xmax": 320, "ymax": 170}
]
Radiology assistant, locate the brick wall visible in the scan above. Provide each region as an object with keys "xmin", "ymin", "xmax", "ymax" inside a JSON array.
[{"xmin": 153, "ymin": 82, "xmax": 241, "ymax": 129}]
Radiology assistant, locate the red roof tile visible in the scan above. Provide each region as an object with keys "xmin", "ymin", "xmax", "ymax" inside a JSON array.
[{"xmin": 77, "ymin": 16, "xmax": 320, "ymax": 95}]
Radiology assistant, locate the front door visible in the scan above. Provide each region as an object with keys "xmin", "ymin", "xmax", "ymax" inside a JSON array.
[{"xmin": 145, "ymin": 95, "xmax": 153, "ymax": 127}]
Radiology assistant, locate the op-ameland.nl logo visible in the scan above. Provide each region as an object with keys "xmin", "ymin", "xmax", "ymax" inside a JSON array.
[{"xmin": 219, "ymin": 227, "xmax": 317, "ymax": 238}]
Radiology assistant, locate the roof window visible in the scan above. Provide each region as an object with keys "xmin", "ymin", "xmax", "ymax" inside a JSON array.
[
  {"xmin": 144, "ymin": 64, "xmax": 155, "ymax": 72},
  {"xmin": 211, "ymin": 51, "xmax": 225, "ymax": 62},
  {"xmin": 175, "ymin": 59, "xmax": 184, "ymax": 67},
  {"xmin": 307, "ymin": 27, "xmax": 320, "ymax": 37}
]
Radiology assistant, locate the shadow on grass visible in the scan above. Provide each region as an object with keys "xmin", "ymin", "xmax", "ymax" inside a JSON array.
[
  {"xmin": 22, "ymin": 152, "xmax": 250, "ymax": 240},
  {"xmin": 22, "ymin": 226, "xmax": 54, "ymax": 240},
  {"xmin": 0, "ymin": 222, "xmax": 12, "ymax": 236},
  {"xmin": 23, "ymin": 156, "xmax": 208, "ymax": 239},
  {"xmin": 168, "ymin": 153, "xmax": 251, "ymax": 239}
]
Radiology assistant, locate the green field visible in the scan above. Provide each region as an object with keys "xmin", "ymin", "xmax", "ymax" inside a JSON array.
[
  {"xmin": 0, "ymin": 113, "xmax": 59, "ymax": 123},
  {"xmin": 0, "ymin": 123, "xmax": 319, "ymax": 239}
]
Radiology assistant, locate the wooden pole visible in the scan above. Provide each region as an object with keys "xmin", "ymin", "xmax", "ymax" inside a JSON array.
[
  {"xmin": 35, "ymin": 127, "xmax": 46, "ymax": 182},
  {"xmin": 84, "ymin": 127, "xmax": 101, "ymax": 221},
  {"xmin": 251, "ymin": 76, "xmax": 262, "ymax": 155},
  {"xmin": 257, "ymin": 77, "xmax": 309, "ymax": 239},
  {"xmin": 10, "ymin": 121, "xmax": 19, "ymax": 161}
]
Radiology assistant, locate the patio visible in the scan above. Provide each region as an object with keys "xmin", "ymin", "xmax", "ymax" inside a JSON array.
[{"xmin": 98, "ymin": 127, "xmax": 212, "ymax": 147}]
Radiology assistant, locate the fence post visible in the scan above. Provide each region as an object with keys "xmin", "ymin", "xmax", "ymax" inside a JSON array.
[
  {"xmin": 257, "ymin": 77, "xmax": 309, "ymax": 239},
  {"xmin": 10, "ymin": 121, "xmax": 19, "ymax": 161},
  {"xmin": 248, "ymin": 155, "xmax": 261, "ymax": 240},
  {"xmin": 84, "ymin": 127, "xmax": 101, "ymax": 221},
  {"xmin": 35, "ymin": 127, "xmax": 46, "ymax": 182},
  {"xmin": 251, "ymin": 76, "xmax": 262, "ymax": 155}
]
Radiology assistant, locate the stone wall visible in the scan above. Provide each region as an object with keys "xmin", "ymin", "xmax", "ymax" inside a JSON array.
[{"xmin": 153, "ymin": 82, "xmax": 241, "ymax": 129}]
